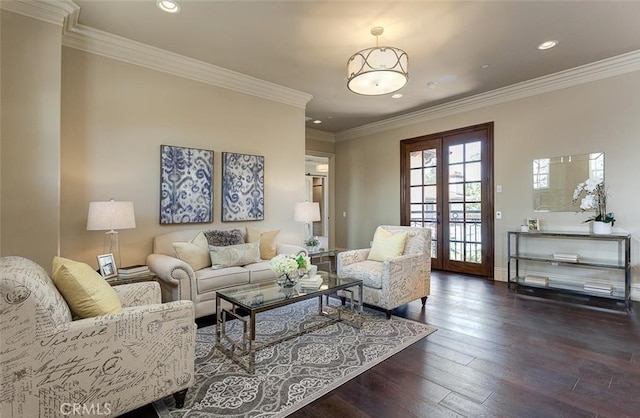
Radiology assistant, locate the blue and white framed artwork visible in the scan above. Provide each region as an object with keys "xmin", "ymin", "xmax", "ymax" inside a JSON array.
[
  {"xmin": 222, "ymin": 152, "xmax": 264, "ymax": 222},
  {"xmin": 160, "ymin": 145, "xmax": 213, "ymax": 224}
]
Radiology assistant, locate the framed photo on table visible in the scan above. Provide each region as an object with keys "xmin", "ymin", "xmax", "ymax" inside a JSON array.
[
  {"xmin": 527, "ymin": 218, "xmax": 540, "ymax": 231},
  {"xmin": 97, "ymin": 253, "xmax": 117, "ymax": 279}
]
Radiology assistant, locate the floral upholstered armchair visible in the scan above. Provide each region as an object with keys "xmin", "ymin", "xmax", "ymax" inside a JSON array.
[
  {"xmin": 337, "ymin": 225, "xmax": 431, "ymax": 319},
  {"xmin": 0, "ymin": 256, "xmax": 196, "ymax": 418}
]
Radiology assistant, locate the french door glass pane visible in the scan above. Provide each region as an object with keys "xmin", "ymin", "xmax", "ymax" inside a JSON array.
[
  {"xmin": 449, "ymin": 144, "xmax": 464, "ymax": 164},
  {"xmin": 465, "ymin": 141, "xmax": 481, "ymax": 161},
  {"xmin": 410, "ymin": 151, "xmax": 422, "ymax": 168},
  {"xmin": 424, "ymin": 167, "xmax": 437, "ymax": 184},
  {"xmin": 410, "ymin": 186, "xmax": 422, "ymax": 203},
  {"xmin": 410, "ymin": 168, "xmax": 422, "ymax": 185},
  {"xmin": 465, "ymin": 162, "xmax": 482, "ymax": 182},
  {"xmin": 423, "ymin": 149, "xmax": 437, "ymax": 167},
  {"xmin": 449, "ymin": 164, "xmax": 464, "ymax": 183}
]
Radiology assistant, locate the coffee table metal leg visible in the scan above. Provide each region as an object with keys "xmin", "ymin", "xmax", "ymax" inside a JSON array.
[{"xmin": 249, "ymin": 310, "xmax": 256, "ymax": 374}]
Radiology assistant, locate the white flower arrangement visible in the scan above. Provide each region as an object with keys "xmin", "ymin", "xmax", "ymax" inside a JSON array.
[
  {"xmin": 573, "ymin": 178, "xmax": 615, "ymax": 225},
  {"xmin": 269, "ymin": 252, "xmax": 311, "ymax": 277}
]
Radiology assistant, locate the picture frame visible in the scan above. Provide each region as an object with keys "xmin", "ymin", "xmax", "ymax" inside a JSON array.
[
  {"xmin": 160, "ymin": 145, "xmax": 214, "ymax": 224},
  {"xmin": 221, "ymin": 152, "xmax": 265, "ymax": 222},
  {"xmin": 527, "ymin": 218, "xmax": 540, "ymax": 231},
  {"xmin": 97, "ymin": 253, "xmax": 118, "ymax": 279}
]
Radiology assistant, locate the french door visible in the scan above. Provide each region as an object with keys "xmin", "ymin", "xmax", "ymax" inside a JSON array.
[{"xmin": 400, "ymin": 123, "xmax": 494, "ymax": 277}]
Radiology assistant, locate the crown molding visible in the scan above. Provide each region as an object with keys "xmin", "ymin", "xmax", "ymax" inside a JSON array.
[
  {"xmin": 305, "ymin": 128, "xmax": 335, "ymax": 143},
  {"xmin": 336, "ymin": 49, "xmax": 640, "ymax": 142},
  {"xmin": 60, "ymin": 9, "xmax": 312, "ymax": 109},
  {"xmin": 0, "ymin": 0, "xmax": 77, "ymax": 26}
]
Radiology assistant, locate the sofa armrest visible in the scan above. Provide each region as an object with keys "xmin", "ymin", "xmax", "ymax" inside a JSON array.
[
  {"xmin": 112, "ymin": 281, "xmax": 162, "ymax": 307},
  {"xmin": 337, "ymin": 248, "xmax": 370, "ymax": 272},
  {"xmin": 276, "ymin": 243, "xmax": 307, "ymax": 255},
  {"xmin": 146, "ymin": 253, "xmax": 196, "ymax": 303}
]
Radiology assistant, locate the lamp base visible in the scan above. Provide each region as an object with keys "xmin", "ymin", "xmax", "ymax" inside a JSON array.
[{"xmin": 104, "ymin": 230, "xmax": 121, "ymax": 269}]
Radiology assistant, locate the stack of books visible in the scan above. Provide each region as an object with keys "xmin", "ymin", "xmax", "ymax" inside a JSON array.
[
  {"xmin": 552, "ymin": 253, "xmax": 579, "ymax": 262},
  {"xmin": 583, "ymin": 282, "xmax": 613, "ymax": 294},
  {"xmin": 298, "ymin": 275, "xmax": 323, "ymax": 290},
  {"xmin": 118, "ymin": 264, "xmax": 151, "ymax": 278},
  {"xmin": 523, "ymin": 275, "xmax": 549, "ymax": 286}
]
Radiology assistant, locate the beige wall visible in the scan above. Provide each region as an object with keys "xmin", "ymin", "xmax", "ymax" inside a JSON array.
[
  {"xmin": 335, "ymin": 70, "xmax": 640, "ymax": 293},
  {"xmin": 0, "ymin": 12, "xmax": 61, "ymax": 268},
  {"xmin": 61, "ymin": 48, "xmax": 307, "ymax": 269},
  {"xmin": 305, "ymin": 138, "xmax": 335, "ymax": 155}
]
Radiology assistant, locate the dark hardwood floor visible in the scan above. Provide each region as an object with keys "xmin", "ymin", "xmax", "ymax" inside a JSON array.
[{"xmin": 122, "ymin": 271, "xmax": 640, "ymax": 417}]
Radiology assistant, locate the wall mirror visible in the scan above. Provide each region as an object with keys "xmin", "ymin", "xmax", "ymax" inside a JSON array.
[{"xmin": 532, "ymin": 152, "xmax": 604, "ymax": 212}]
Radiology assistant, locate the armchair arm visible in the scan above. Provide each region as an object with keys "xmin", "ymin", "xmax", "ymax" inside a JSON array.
[
  {"xmin": 33, "ymin": 301, "xmax": 195, "ymax": 416},
  {"xmin": 112, "ymin": 281, "xmax": 162, "ymax": 307},
  {"xmin": 381, "ymin": 252, "xmax": 430, "ymax": 307},
  {"xmin": 337, "ymin": 248, "xmax": 370, "ymax": 272},
  {"xmin": 147, "ymin": 253, "xmax": 196, "ymax": 304}
]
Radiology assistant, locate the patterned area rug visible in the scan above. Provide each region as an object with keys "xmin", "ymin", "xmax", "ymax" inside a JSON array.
[{"xmin": 154, "ymin": 298, "xmax": 436, "ymax": 417}]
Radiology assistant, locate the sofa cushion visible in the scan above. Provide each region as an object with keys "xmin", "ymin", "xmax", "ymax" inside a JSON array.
[
  {"xmin": 172, "ymin": 231, "xmax": 211, "ymax": 271},
  {"xmin": 244, "ymin": 260, "xmax": 278, "ymax": 283},
  {"xmin": 51, "ymin": 256, "xmax": 123, "ymax": 318},
  {"xmin": 204, "ymin": 229, "xmax": 245, "ymax": 247},
  {"xmin": 368, "ymin": 227, "xmax": 408, "ymax": 262},
  {"xmin": 195, "ymin": 266, "xmax": 250, "ymax": 293},
  {"xmin": 247, "ymin": 228, "xmax": 280, "ymax": 260},
  {"xmin": 339, "ymin": 260, "xmax": 383, "ymax": 289},
  {"xmin": 209, "ymin": 242, "xmax": 261, "ymax": 270}
]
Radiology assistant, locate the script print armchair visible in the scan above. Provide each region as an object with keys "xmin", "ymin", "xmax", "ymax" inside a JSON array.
[
  {"xmin": 337, "ymin": 225, "xmax": 431, "ymax": 319},
  {"xmin": 0, "ymin": 256, "xmax": 196, "ymax": 418}
]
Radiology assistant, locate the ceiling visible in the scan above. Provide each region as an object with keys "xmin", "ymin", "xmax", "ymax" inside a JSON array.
[{"xmin": 73, "ymin": 0, "xmax": 640, "ymax": 133}]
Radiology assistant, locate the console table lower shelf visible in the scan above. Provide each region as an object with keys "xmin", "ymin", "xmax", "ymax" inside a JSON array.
[
  {"xmin": 512, "ymin": 277, "xmax": 628, "ymax": 310},
  {"xmin": 215, "ymin": 273, "xmax": 363, "ymax": 374}
]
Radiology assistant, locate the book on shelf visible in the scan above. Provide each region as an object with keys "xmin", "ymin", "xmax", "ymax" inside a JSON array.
[
  {"xmin": 552, "ymin": 253, "xmax": 579, "ymax": 262},
  {"xmin": 583, "ymin": 282, "xmax": 613, "ymax": 294},
  {"xmin": 118, "ymin": 264, "xmax": 150, "ymax": 274},
  {"xmin": 523, "ymin": 275, "xmax": 549, "ymax": 286}
]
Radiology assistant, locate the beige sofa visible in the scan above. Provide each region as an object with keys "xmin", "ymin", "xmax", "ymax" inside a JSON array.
[{"xmin": 147, "ymin": 228, "xmax": 305, "ymax": 318}]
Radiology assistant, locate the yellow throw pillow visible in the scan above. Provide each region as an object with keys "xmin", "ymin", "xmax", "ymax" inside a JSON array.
[
  {"xmin": 367, "ymin": 227, "xmax": 408, "ymax": 262},
  {"xmin": 51, "ymin": 256, "xmax": 123, "ymax": 318},
  {"xmin": 172, "ymin": 231, "xmax": 211, "ymax": 271},
  {"xmin": 247, "ymin": 228, "xmax": 280, "ymax": 260}
]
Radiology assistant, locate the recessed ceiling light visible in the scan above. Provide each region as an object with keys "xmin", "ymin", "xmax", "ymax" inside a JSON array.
[
  {"xmin": 481, "ymin": 64, "xmax": 490, "ymax": 69},
  {"xmin": 427, "ymin": 82, "xmax": 438, "ymax": 89},
  {"xmin": 156, "ymin": 0, "xmax": 181, "ymax": 13},
  {"xmin": 391, "ymin": 93, "xmax": 403, "ymax": 99},
  {"xmin": 537, "ymin": 40, "xmax": 558, "ymax": 50},
  {"xmin": 313, "ymin": 120, "xmax": 322, "ymax": 124}
]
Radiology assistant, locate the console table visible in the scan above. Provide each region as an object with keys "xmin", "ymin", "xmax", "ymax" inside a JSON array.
[{"xmin": 507, "ymin": 230, "xmax": 631, "ymax": 310}]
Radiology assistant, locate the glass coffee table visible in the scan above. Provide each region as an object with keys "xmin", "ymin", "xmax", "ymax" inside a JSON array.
[{"xmin": 215, "ymin": 271, "xmax": 363, "ymax": 373}]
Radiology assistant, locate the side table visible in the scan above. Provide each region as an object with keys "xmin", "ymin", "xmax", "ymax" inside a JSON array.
[
  {"xmin": 106, "ymin": 273, "xmax": 157, "ymax": 286},
  {"xmin": 308, "ymin": 249, "xmax": 345, "ymax": 273}
]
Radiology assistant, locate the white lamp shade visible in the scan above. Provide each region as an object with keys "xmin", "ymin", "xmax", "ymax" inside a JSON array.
[
  {"xmin": 294, "ymin": 202, "xmax": 320, "ymax": 223},
  {"xmin": 87, "ymin": 200, "xmax": 136, "ymax": 231}
]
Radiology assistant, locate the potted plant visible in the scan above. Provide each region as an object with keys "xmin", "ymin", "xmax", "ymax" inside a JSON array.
[
  {"xmin": 573, "ymin": 179, "xmax": 615, "ymax": 234},
  {"xmin": 304, "ymin": 236, "xmax": 320, "ymax": 252}
]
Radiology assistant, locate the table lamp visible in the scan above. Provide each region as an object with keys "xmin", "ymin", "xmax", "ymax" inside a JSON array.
[
  {"xmin": 294, "ymin": 201, "xmax": 320, "ymax": 243},
  {"xmin": 87, "ymin": 199, "xmax": 136, "ymax": 268}
]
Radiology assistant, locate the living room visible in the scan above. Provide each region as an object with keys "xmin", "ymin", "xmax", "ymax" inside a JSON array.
[{"xmin": 2, "ymin": 1, "xmax": 640, "ymax": 417}]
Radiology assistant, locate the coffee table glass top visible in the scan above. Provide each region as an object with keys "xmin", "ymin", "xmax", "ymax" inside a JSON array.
[{"xmin": 216, "ymin": 271, "xmax": 361, "ymax": 311}]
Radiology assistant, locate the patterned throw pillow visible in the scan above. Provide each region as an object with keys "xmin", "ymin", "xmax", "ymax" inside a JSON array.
[
  {"xmin": 209, "ymin": 242, "xmax": 261, "ymax": 269},
  {"xmin": 203, "ymin": 229, "xmax": 245, "ymax": 247}
]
